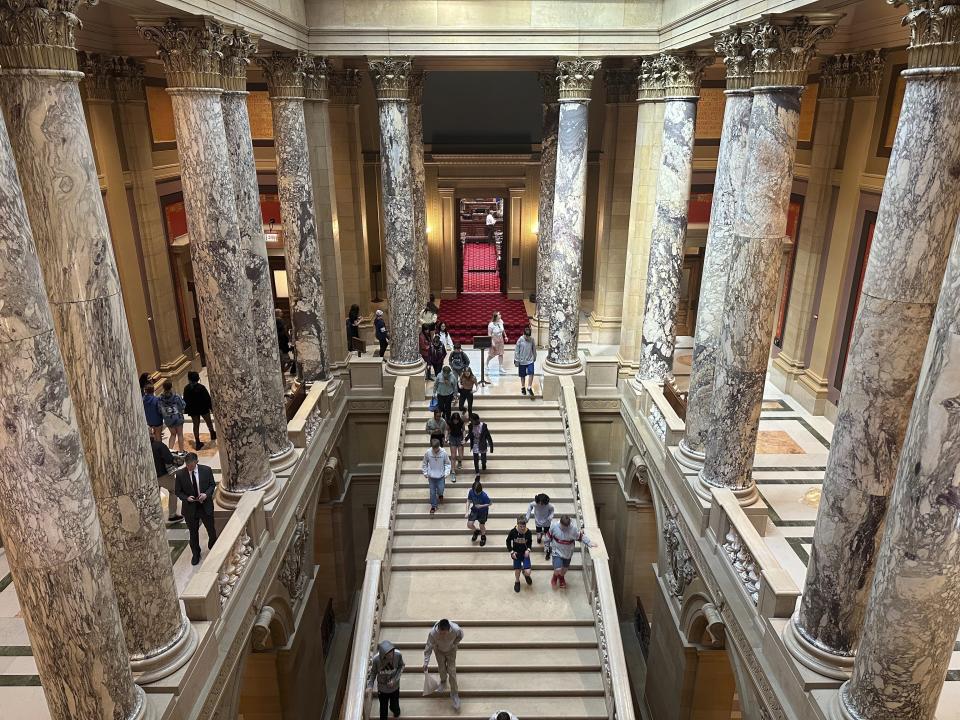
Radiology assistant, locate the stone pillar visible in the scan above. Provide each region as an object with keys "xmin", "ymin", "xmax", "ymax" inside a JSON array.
[
  {"xmin": 837, "ymin": 218, "xmax": 960, "ymax": 719},
  {"xmin": 0, "ymin": 85, "xmax": 149, "ymax": 720},
  {"xmin": 368, "ymin": 56, "xmax": 424, "ymax": 373},
  {"xmin": 679, "ymin": 28, "xmax": 754, "ymax": 470},
  {"xmin": 0, "ymin": 2, "xmax": 195, "ymax": 681},
  {"xmin": 697, "ymin": 15, "xmax": 837, "ymax": 503},
  {"xmin": 544, "ymin": 57, "xmax": 602, "ymax": 373},
  {"xmin": 113, "ymin": 57, "xmax": 193, "ymax": 383},
  {"xmin": 786, "ymin": 5, "xmax": 960, "ymax": 679},
  {"xmin": 636, "ymin": 52, "xmax": 710, "ymax": 383},
  {"xmin": 618, "ymin": 59, "xmax": 664, "ymax": 372},
  {"xmin": 141, "ymin": 17, "xmax": 276, "ymax": 506},
  {"xmin": 535, "ymin": 68, "xmax": 559, "ymax": 331},
  {"xmin": 408, "ymin": 70, "xmax": 430, "ymax": 307},
  {"xmin": 220, "ymin": 30, "xmax": 294, "ymax": 469},
  {"xmin": 304, "ymin": 56, "xmax": 348, "ymax": 368},
  {"xmin": 256, "ymin": 51, "xmax": 330, "ymax": 382}
]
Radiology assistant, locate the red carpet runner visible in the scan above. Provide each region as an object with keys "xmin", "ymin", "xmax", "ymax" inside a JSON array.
[
  {"xmin": 463, "ymin": 243, "xmax": 500, "ymax": 293},
  {"xmin": 438, "ymin": 294, "xmax": 530, "ymax": 346}
]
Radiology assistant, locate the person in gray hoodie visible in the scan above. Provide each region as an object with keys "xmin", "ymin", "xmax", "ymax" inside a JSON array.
[
  {"xmin": 423, "ymin": 618, "xmax": 464, "ymax": 710},
  {"xmin": 513, "ymin": 324, "xmax": 537, "ymax": 398},
  {"xmin": 366, "ymin": 640, "xmax": 404, "ymax": 719}
]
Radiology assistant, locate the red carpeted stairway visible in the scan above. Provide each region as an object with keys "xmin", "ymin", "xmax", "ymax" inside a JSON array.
[
  {"xmin": 438, "ymin": 294, "xmax": 530, "ymax": 346},
  {"xmin": 463, "ymin": 243, "xmax": 500, "ymax": 293}
]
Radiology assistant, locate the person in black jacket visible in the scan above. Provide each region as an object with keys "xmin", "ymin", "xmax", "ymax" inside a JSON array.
[
  {"xmin": 468, "ymin": 413, "xmax": 494, "ymax": 474},
  {"xmin": 346, "ymin": 303, "xmax": 361, "ymax": 344},
  {"xmin": 151, "ymin": 434, "xmax": 183, "ymax": 523},
  {"xmin": 506, "ymin": 515, "xmax": 533, "ymax": 592},
  {"xmin": 374, "ymin": 309, "xmax": 389, "ymax": 358},
  {"xmin": 183, "ymin": 371, "xmax": 216, "ymax": 450},
  {"xmin": 174, "ymin": 453, "xmax": 218, "ymax": 565}
]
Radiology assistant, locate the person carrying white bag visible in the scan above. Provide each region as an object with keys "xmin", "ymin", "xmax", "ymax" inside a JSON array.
[{"xmin": 423, "ymin": 618, "xmax": 464, "ymax": 710}]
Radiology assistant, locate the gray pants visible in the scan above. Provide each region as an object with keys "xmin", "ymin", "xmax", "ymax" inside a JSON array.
[{"xmin": 436, "ymin": 649, "xmax": 458, "ymax": 693}]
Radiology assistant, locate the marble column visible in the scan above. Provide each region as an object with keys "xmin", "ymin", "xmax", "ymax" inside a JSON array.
[
  {"xmin": 256, "ymin": 51, "xmax": 330, "ymax": 382},
  {"xmin": 220, "ymin": 30, "xmax": 294, "ymax": 468},
  {"xmin": 697, "ymin": 16, "xmax": 837, "ymax": 503},
  {"xmin": 369, "ymin": 56, "xmax": 424, "ymax": 373},
  {"xmin": 0, "ymin": 84, "xmax": 148, "ymax": 720},
  {"xmin": 836, "ymin": 215, "xmax": 960, "ymax": 720},
  {"xmin": 141, "ymin": 17, "xmax": 276, "ymax": 507},
  {"xmin": 679, "ymin": 29, "xmax": 754, "ymax": 470},
  {"xmin": 408, "ymin": 70, "xmax": 430, "ymax": 307},
  {"xmin": 0, "ymin": 1, "xmax": 195, "ymax": 681},
  {"xmin": 544, "ymin": 57, "xmax": 602, "ymax": 373},
  {"xmin": 535, "ymin": 68, "xmax": 559, "ymax": 324},
  {"xmin": 636, "ymin": 52, "xmax": 710, "ymax": 383},
  {"xmin": 786, "ymin": 7, "xmax": 960, "ymax": 679}
]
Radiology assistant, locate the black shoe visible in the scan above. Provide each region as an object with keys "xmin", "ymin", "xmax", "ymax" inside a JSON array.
[
  {"xmin": 529, "ymin": 390, "xmax": 535, "ymax": 400},
  {"xmin": 521, "ymin": 387, "xmax": 526, "ymax": 395},
  {"xmin": 514, "ymin": 581, "xmax": 521, "ymax": 593},
  {"xmin": 480, "ymin": 535, "xmax": 487, "ymax": 547},
  {"xmin": 167, "ymin": 515, "xmax": 183, "ymax": 524},
  {"xmin": 472, "ymin": 530, "xmax": 480, "ymax": 542},
  {"xmin": 191, "ymin": 554, "xmax": 200, "ymax": 566},
  {"xmin": 208, "ymin": 538, "xmax": 216, "ymax": 550},
  {"xmin": 537, "ymin": 534, "xmax": 543, "ymax": 544},
  {"xmin": 525, "ymin": 573, "xmax": 533, "ymax": 585},
  {"xmin": 210, "ymin": 432, "xmax": 217, "ymax": 441},
  {"xmin": 194, "ymin": 441, "xmax": 205, "ymax": 450}
]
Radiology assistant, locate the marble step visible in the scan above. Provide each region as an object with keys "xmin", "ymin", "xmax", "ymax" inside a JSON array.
[
  {"xmin": 415, "ymin": 398, "xmax": 559, "ymax": 410},
  {"xmin": 392, "ymin": 536, "xmax": 568, "ymax": 549},
  {"xmin": 381, "ymin": 622, "xmax": 596, "ymax": 643},
  {"xmin": 391, "ymin": 671, "xmax": 604, "ymax": 695},
  {"xmin": 366, "ymin": 695, "xmax": 608, "ymax": 719},
  {"xmin": 396, "ymin": 487, "xmax": 572, "ymax": 502},
  {"xmin": 406, "ymin": 433, "xmax": 565, "ymax": 447},
  {"xmin": 402, "ymin": 446, "xmax": 568, "ymax": 460},
  {"xmin": 395, "ymin": 502, "xmax": 576, "ymax": 518},
  {"xmin": 401, "ymin": 459, "xmax": 570, "ymax": 474},
  {"xmin": 408, "ymin": 409, "xmax": 561, "ymax": 421},
  {"xmin": 408, "ymin": 421, "xmax": 564, "ymax": 435},
  {"xmin": 413, "ymin": 647, "xmax": 600, "ymax": 672},
  {"xmin": 393, "ymin": 518, "xmax": 580, "ymax": 533},
  {"xmin": 399, "ymin": 472, "xmax": 571, "ymax": 486},
  {"xmin": 390, "ymin": 552, "xmax": 581, "ymax": 571}
]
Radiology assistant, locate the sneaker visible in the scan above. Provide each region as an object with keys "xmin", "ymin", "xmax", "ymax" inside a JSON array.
[
  {"xmin": 551, "ymin": 573, "xmax": 559, "ymax": 588},
  {"xmin": 545, "ymin": 548, "xmax": 552, "ymax": 560},
  {"xmin": 525, "ymin": 573, "xmax": 533, "ymax": 586},
  {"xmin": 537, "ymin": 533, "xmax": 543, "ymax": 544},
  {"xmin": 472, "ymin": 530, "xmax": 480, "ymax": 542},
  {"xmin": 451, "ymin": 693, "xmax": 461, "ymax": 711},
  {"xmin": 167, "ymin": 514, "xmax": 183, "ymax": 524},
  {"xmin": 457, "ymin": 460, "xmax": 463, "ymax": 469},
  {"xmin": 479, "ymin": 535, "xmax": 487, "ymax": 547},
  {"xmin": 529, "ymin": 390, "xmax": 535, "ymax": 400},
  {"xmin": 451, "ymin": 474, "xmax": 457, "ymax": 484},
  {"xmin": 439, "ymin": 495, "xmax": 444, "ymax": 503},
  {"xmin": 194, "ymin": 441, "xmax": 205, "ymax": 450},
  {"xmin": 430, "ymin": 506, "xmax": 436, "ymax": 515},
  {"xmin": 514, "ymin": 581, "xmax": 521, "ymax": 593},
  {"xmin": 558, "ymin": 576, "xmax": 567, "ymax": 588},
  {"xmin": 521, "ymin": 387, "xmax": 526, "ymax": 395}
]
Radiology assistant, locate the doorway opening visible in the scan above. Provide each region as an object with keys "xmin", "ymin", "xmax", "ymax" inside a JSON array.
[{"xmin": 457, "ymin": 197, "xmax": 504, "ymax": 294}]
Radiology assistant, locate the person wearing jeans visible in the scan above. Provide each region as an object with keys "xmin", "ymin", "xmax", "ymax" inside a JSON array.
[
  {"xmin": 434, "ymin": 366, "xmax": 457, "ymax": 422},
  {"xmin": 468, "ymin": 413, "xmax": 494, "ymax": 474},
  {"xmin": 421, "ymin": 438, "xmax": 451, "ymax": 514},
  {"xmin": 423, "ymin": 619, "xmax": 464, "ymax": 711}
]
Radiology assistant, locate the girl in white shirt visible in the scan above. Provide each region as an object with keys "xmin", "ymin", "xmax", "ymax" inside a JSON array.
[
  {"xmin": 437, "ymin": 321, "xmax": 455, "ymax": 352},
  {"xmin": 487, "ymin": 312, "xmax": 507, "ymax": 373}
]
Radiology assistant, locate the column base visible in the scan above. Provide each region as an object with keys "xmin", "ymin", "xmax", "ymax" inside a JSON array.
[
  {"xmin": 268, "ymin": 440, "xmax": 297, "ymax": 472},
  {"xmin": 544, "ymin": 357, "xmax": 582, "ymax": 375},
  {"xmin": 216, "ymin": 471, "xmax": 280, "ymax": 510},
  {"xmin": 783, "ymin": 615, "xmax": 855, "ymax": 681},
  {"xmin": 130, "ymin": 686, "xmax": 155, "ymax": 720},
  {"xmin": 676, "ymin": 438, "xmax": 705, "ymax": 471},
  {"xmin": 131, "ymin": 617, "xmax": 198, "ymax": 685},
  {"xmin": 695, "ymin": 470, "xmax": 759, "ymax": 506},
  {"xmin": 385, "ymin": 358, "xmax": 427, "ymax": 376},
  {"xmin": 831, "ymin": 684, "xmax": 860, "ymax": 720}
]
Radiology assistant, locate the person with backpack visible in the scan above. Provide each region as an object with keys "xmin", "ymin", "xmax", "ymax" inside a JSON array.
[
  {"xmin": 468, "ymin": 413, "xmax": 494, "ymax": 474},
  {"xmin": 183, "ymin": 371, "xmax": 216, "ymax": 451},
  {"xmin": 506, "ymin": 515, "xmax": 534, "ymax": 592},
  {"xmin": 514, "ymin": 324, "xmax": 537, "ymax": 398},
  {"xmin": 547, "ymin": 514, "xmax": 596, "ymax": 589},
  {"xmin": 433, "ymin": 366, "xmax": 457, "ymax": 422},
  {"xmin": 142, "ymin": 383, "xmax": 164, "ymax": 442},
  {"xmin": 448, "ymin": 342, "xmax": 470, "ymax": 386},
  {"xmin": 158, "ymin": 380, "xmax": 187, "ymax": 455},
  {"xmin": 366, "ymin": 640, "xmax": 405, "ymax": 720},
  {"xmin": 465, "ymin": 478, "xmax": 491, "ymax": 546},
  {"xmin": 374, "ymin": 309, "xmax": 389, "ymax": 358},
  {"xmin": 526, "ymin": 493, "xmax": 556, "ymax": 556}
]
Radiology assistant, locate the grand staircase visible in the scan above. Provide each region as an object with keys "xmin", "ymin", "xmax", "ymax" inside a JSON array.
[{"xmin": 344, "ymin": 377, "xmax": 633, "ymax": 720}]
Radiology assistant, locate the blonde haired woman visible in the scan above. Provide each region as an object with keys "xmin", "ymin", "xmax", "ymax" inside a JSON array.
[{"xmin": 487, "ymin": 311, "xmax": 507, "ymax": 373}]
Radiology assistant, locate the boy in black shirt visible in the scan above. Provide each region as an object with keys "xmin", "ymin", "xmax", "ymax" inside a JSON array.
[{"xmin": 506, "ymin": 515, "xmax": 534, "ymax": 593}]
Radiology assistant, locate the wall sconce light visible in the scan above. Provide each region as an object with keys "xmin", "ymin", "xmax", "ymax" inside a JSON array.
[
  {"xmin": 426, "ymin": 225, "xmax": 432, "ymax": 235},
  {"xmin": 532, "ymin": 222, "xmax": 539, "ymax": 236}
]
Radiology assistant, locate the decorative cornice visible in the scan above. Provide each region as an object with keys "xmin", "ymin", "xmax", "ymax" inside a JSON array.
[
  {"xmin": 557, "ymin": 57, "xmax": 601, "ymax": 101},
  {"xmin": 890, "ymin": 0, "xmax": 960, "ymax": 69},
  {"xmin": 77, "ymin": 50, "xmax": 114, "ymax": 101},
  {"xmin": 604, "ymin": 66, "xmax": 640, "ymax": 103},
  {"xmin": 220, "ymin": 28, "xmax": 258, "ymax": 93},
  {"xmin": 368, "ymin": 56, "xmax": 412, "ymax": 100},
  {"xmin": 713, "ymin": 26, "xmax": 754, "ymax": 91},
  {"xmin": 538, "ymin": 66, "xmax": 560, "ymax": 104},
  {"xmin": 0, "ymin": 0, "xmax": 93, "ymax": 71},
  {"xmin": 637, "ymin": 57, "xmax": 663, "ymax": 101},
  {"xmin": 329, "ymin": 68, "xmax": 361, "ymax": 104},
  {"xmin": 304, "ymin": 56, "xmax": 329, "ymax": 101},
  {"xmin": 407, "ymin": 70, "xmax": 424, "ymax": 104},
  {"xmin": 113, "ymin": 56, "xmax": 145, "ymax": 103},
  {"xmin": 138, "ymin": 17, "xmax": 225, "ymax": 90},
  {"xmin": 656, "ymin": 51, "xmax": 711, "ymax": 99},
  {"xmin": 256, "ymin": 51, "xmax": 308, "ymax": 99},
  {"xmin": 742, "ymin": 14, "xmax": 839, "ymax": 88}
]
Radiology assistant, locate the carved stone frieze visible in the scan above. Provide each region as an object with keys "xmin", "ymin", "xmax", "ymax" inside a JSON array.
[
  {"xmin": 329, "ymin": 68, "xmax": 361, "ymax": 103},
  {"xmin": 368, "ymin": 56, "xmax": 412, "ymax": 100},
  {"xmin": 714, "ymin": 26, "xmax": 754, "ymax": 91},
  {"xmin": 656, "ymin": 51, "xmax": 712, "ymax": 98},
  {"xmin": 304, "ymin": 56, "xmax": 330, "ymax": 101},
  {"xmin": 77, "ymin": 51, "xmax": 115, "ymax": 101},
  {"xmin": 256, "ymin": 51, "xmax": 309, "ymax": 99},
  {"xmin": 557, "ymin": 56, "xmax": 601, "ymax": 101},
  {"xmin": 139, "ymin": 16, "xmax": 226, "ymax": 90},
  {"xmin": 662, "ymin": 515, "xmax": 697, "ymax": 598},
  {"xmin": 218, "ymin": 531, "xmax": 253, "ymax": 607},
  {"xmin": 604, "ymin": 66, "xmax": 640, "ymax": 103},
  {"xmin": 890, "ymin": 0, "xmax": 960, "ymax": 68},
  {"xmin": 113, "ymin": 56, "xmax": 146, "ymax": 103},
  {"xmin": 278, "ymin": 516, "xmax": 310, "ymax": 601},
  {"xmin": 220, "ymin": 28, "xmax": 258, "ymax": 93},
  {"xmin": 0, "ymin": 0, "xmax": 92, "ymax": 71},
  {"xmin": 743, "ymin": 15, "xmax": 839, "ymax": 87},
  {"xmin": 637, "ymin": 56, "xmax": 663, "ymax": 101}
]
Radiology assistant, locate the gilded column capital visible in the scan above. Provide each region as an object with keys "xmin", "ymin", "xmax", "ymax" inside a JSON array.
[
  {"xmin": 256, "ymin": 51, "xmax": 308, "ymax": 99},
  {"xmin": 138, "ymin": 16, "xmax": 226, "ymax": 90},
  {"xmin": 113, "ymin": 56, "xmax": 145, "ymax": 103},
  {"xmin": 538, "ymin": 67, "xmax": 560, "ymax": 104},
  {"xmin": 220, "ymin": 28, "xmax": 258, "ymax": 93},
  {"xmin": 329, "ymin": 68, "xmax": 361, "ymax": 104},
  {"xmin": 889, "ymin": 0, "xmax": 959, "ymax": 69},
  {"xmin": 714, "ymin": 26, "xmax": 754, "ymax": 91},
  {"xmin": 368, "ymin": 56, "xmax": 412, "ymax": 100},
  {"xmin": 304, "ymin": 56, "xmax": 330, "ymax": 101},
  {"xmin": 656, "ymin": 51, "xmax": 712, "ymax": 99},
  {"xmin": 0, "ymin": 0, "xmax": 94, "ymax": 71},
  {"xmin": 637, "ymin": 56, "xmax": 663, "ymax": 101},
  {"xmin": 743, "ymin": 14, "xmax": 839, "ymax": 88},
  {"xmin": 557, "ymin": 57, "xmax": 601, "ymax": 102},
  {"xmin": 604, "ymin": 66, "xmax": 640, "ymax": 103},
  {"xmin": 77, "ymin": 50, "xmax": 115, "ymax": 101}
]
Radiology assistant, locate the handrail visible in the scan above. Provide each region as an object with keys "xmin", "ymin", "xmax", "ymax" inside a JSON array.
[
  {"xmin": 341, "ymin": 376, "xmax": 409, "ymax": 720},
  {"xmin": 558, "ymin": 375, "xmax": 635, "ymax": 720}
]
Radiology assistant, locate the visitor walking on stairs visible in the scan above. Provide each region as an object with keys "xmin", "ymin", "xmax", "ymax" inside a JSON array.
[
  {"xmin": 419, "ymin": 327, "xmax": 434, "ymax": 379},
  {"xmin": 428, "ymin": 334, "xmax": 447, "ymax": 380},
  {"xmin": 366, "ymin": 639, "xmax": 404, "ymax": 720},
  {"xmin": 437, "ymin": 320, "xmax": 455, "ymax": 352},
  {"xmin": 487, "ymin": 312, "xmax": 507, "ymax": 373},
  {"xmin": 514, "ymin": 325, "xmax": 537, "ymax": 398},
  {"xmin": 142, "ymin": 383, "xmax": 164, "ymax": 442},
  {"xmin": 421, "ymin": 438, "xmax": 450, "ymax": 514},
  {"xmin": 526, "ymin": 493, "xmax": 555, "ymax": 556},
  {"xmin": 425, "ymin": 408, "xmax": 448, "ymax": 447},
  {"xmin": 434, "ymin": 366, "xmax": 458, "ymax": 422},
  {"xmin": 458, "ymin": 366, "xmax": 477, "ymax": 416},
  {"xmin": 507, "ymin": 515, "xmax": 534, "ymax": 592},
  {"xmin": 490, "ymin": 712, "xmax": 520, "ymax": 720},
  {"xmin": 468, "ymin": 413, "xmax": 494, "ymax": 474},
  {"xmin": 159, "ymin": 380, "xmax": 187, "ymax": 454},
  {"xmin": 448, "ymin": 412, "xmax": 466, "ymax": 472},
  {"xmin": 547, "ymin": 514, "xmax": 595, "ymax": 589},
  {"xmin": 423, "ymin": 619, "xmax": 463, "ymax": 710},
  {"xmin": 183, "ymin": 370, "xmax": 216, "ymax": 450},
  {"xmin": 374, "ymin": 309, "xmax": 389, "ymax": 357},
  {"xmin": 466, "ymin": 478, "xmax": 491, "ymax": 546}
]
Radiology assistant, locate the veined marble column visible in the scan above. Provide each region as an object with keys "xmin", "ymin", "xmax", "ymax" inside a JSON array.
[
  {"xmin": 837, "ymin": 215, "xmax": 960, "ymax": 719},
  {"xmin": 220, "ymin": 30, "xmax": 294, "ymax": 469},
  {"xmin": 141, "ymin": 17, "xmax": 276, "ymax": 507},
  {"xmin": 369, "ymin": 56, "xmax": 424, "ymax": 373},
  {"xmin": 535, "ymin": 68, "xmax": 559, "ymax": 326},
  {"xmin": 787, "ymin": 5, "xmax": 960, "ymax": 680},
  {"xmin": 0, "ymin": 1, "xmax": 195, "ymax": 681},
  {"xmin": 636, "ymin": 52, "xmax": 710, "ymax": 383},
  {"xmin": 408, "ymin": 70, "xmax": 430, "ymax": 307},
  {"xmin": 256, "ymin": 51, "xmax": 330, "ymax": 382},
  {"xmin": 0, "ymin": 86, "xmax": 148, "ymax": 720},
  {"xmin": 679, "ymin": 29, "xmax": 754, "ymax": 470},
  {"xmin": 698, "ymin": 16, "xmax": 837, "ymax": 503},
  {"xmin": 544, "ymin": 57, "xmax": 602, "ymax": 373}
]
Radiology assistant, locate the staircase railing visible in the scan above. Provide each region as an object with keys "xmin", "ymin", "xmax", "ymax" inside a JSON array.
[
  {"xmin": 342, "ymin": 376, "xmax": 409, "ymax": 720},
  {"xmin": 557, "ymin": 375, "xmax": 636, "ymax": 720}
]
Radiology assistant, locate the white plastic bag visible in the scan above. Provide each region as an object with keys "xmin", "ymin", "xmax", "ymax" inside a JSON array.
[{"xmin": 422, "ymin": 672, "xmax": 440, "ymax": 696}]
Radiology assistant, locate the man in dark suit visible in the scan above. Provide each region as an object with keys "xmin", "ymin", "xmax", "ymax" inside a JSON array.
[{"xmin": 175, "ymin": 452, "xmax": 218, "ymax": 565}]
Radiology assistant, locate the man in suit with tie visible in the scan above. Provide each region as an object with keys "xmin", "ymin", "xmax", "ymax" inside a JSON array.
[{"xmin": 175, "ymin": 452, "xmax": 218, "ymax": 565}]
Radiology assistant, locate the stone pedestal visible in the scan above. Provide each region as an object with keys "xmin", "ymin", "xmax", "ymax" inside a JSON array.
[
  {"xmin": 220, "ymin": 31, "xmax": 294, "ymax": 469},
  {"xmin": 408, "ymin": 70, "xmax": 430, "ymax": 307},
  {"xmin": 142, "ymin": 17, "xmax": 277, "ymax": 507},
  {"xmin": 2, "ymin": 5, "xmax": 195, "ymax": 681},
  {"xmin": 535, "ymin": 69, "xmax": 559, "ymax": 326},
  {"xmin": 544, "ymin": 57, "xmax": 601, "ymax": 374}
]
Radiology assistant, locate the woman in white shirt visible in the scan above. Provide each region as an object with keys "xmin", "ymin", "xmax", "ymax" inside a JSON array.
[
  {"xmin": 437, "ymin": 321, "xmax": 455, "ymax": 352},
  {"xmin": 487, "ymin": 312, "xmax": 507, "ymax": 373}
]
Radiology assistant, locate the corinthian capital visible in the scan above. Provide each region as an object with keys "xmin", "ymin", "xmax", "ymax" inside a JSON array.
[
  {"xmin": 113, "ymin": 56, "xmax": 145, "ymax": 103},
  {"xmin": 0, "ymin": 0, "xmax": 95, "ymax": 71},
  {"xmin": 714, "ymin": 26, "xmax": 754, "ymax": 90},
  {"xmin": 256, "ymin": 51, "xmax": 309, "ymax": 99},
  {"xmin": 637, "ymin": 57, "xmax": 663, "ymax": 101},
  {"xmin": 220, "ymin": 28, "xmax": 258, "ymax": 92},
  {"xmin": 819, "ymin": 50, "xmax": 886, "ymax": 98},
  {"xmin": 138, "ymin": 17, "xmax": 226, "ymax": 90},
  {"xmin": 557, "ymin": 57, "xmax": 601, "ymax": 101},
  {"xmin": 850, "ymin": 49, "xmax": 886, "ymax": 96},
  {"xmin": 407, "ymin": 70, "xmax": 425, "ymax": 104},
  {"xmin": 368, "ymin": 56, "xmax": 412, "ymax": 100},
  {"xmin": 538, "ymin": 66, "xmax": 560, "ymax": 104},
  {"xmin": 656, "ymin": 51, "xmax": 711, "ymax": 98},
  {"xmin": 77, "ymin": 51, "xmax": 115, "ymax": 101},
  {"xmin": 743, "ymin": 14, "xmax": 839, "ymax": 87},
  {"xmin": 304, "ymin": 56, "xmax": 330, "ymax": 101},
  {"xmin": 889, "ymin": 0, "xmax": 960, "ymax": 68},
  {"xmin": 329, "ymin": 68, "xmax": 361, "ymax": 104}
]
